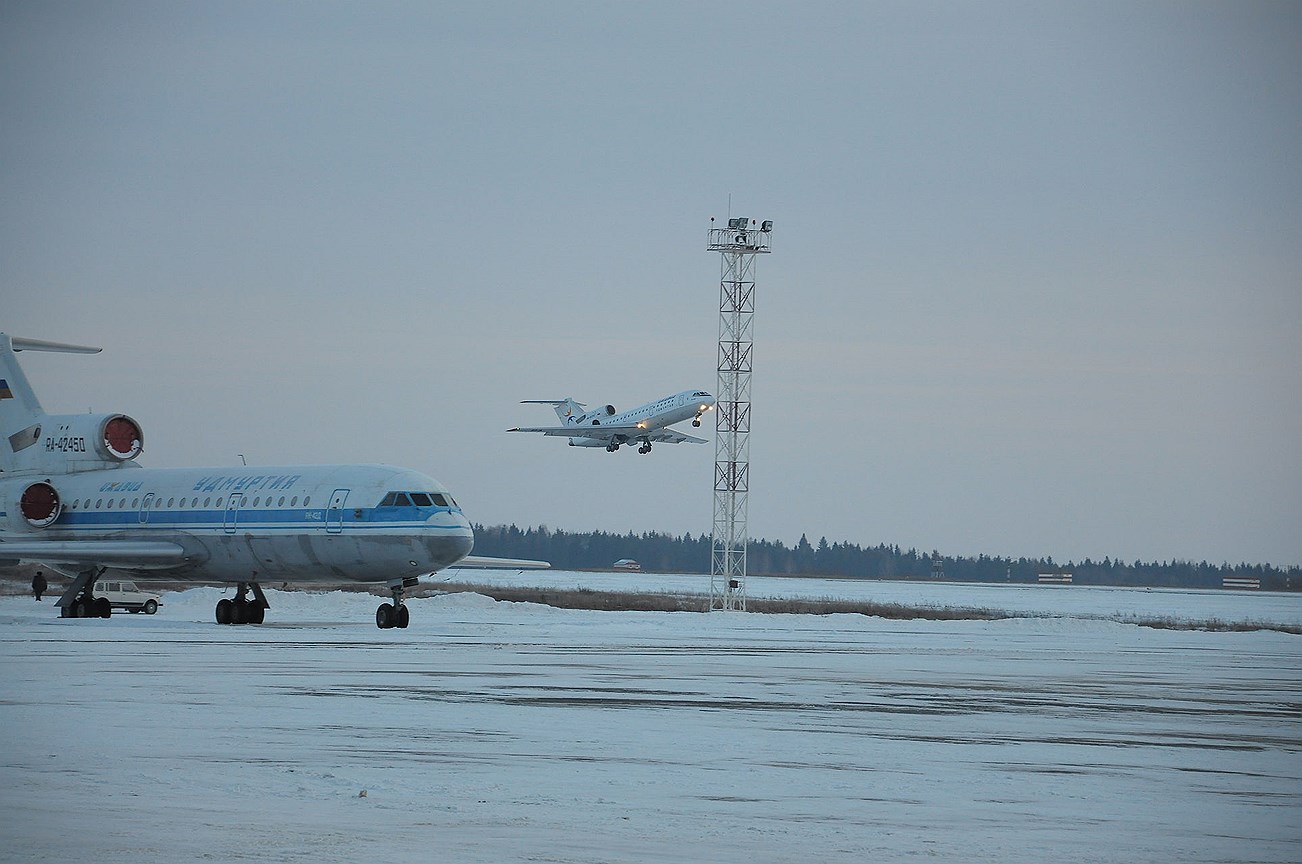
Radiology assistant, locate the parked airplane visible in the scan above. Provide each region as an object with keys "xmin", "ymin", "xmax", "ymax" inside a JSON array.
[
  {"xmin": 0, "ymin": 332, "xmax": 545, "ymax": 630},
  {"xmin": 509, "ymin": 390, "xmax": 717, "ymax": 453}
]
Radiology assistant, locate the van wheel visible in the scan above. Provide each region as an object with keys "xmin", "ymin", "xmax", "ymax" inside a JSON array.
[{"xmin": 144, "ymin": 599, "xmax": 158, "ymax": 615}]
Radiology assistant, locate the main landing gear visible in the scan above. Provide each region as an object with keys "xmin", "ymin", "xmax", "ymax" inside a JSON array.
[
  {"xmin": 215, "ymin": 582, "xmax": 268, "ymax": 625},
  {"xmin": 637, "ymin": 438, "xmax": 653, "ymax": 454},
  {"xmin": 56, "ymin": 568, "xmax": 111, "ymax": 619},
  {"xmin": 375, "ymin": 577, "xmax": 416, "ymax": 629}
]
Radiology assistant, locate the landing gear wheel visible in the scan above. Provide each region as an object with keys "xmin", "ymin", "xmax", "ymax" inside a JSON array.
[
  {"xmin": 216, "ymin": 598, "xmax": 234, "ymax": 625},
  {"xmin": 376, "ymin": 603, "xmax": 394, "ymax": 629},
  {"xmin": 246, "ymin": 603, "xmax": 265, "ymax": 625},
  {"xmin": 397, "ymin": 604, "xmax": 410, "ymax": 629},
  {"xmin": 73, "ymin": 598, "xmax": 91, "ymax": 618},
  {"xmin": 96, "ymin": 597, "xmax": 112, "ymax": 618},
  {"xmin": 692, "ymin": 418, "xmax": 701, "ymax": 427}
]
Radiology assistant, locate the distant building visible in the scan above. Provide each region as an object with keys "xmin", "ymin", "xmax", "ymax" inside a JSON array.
[
  {"xmin": 612, "ymin": 559, "xmax": 642, "ymax": 572},
  {"xmin": 1038, "ymin": 572, "xmax": 1073, "ymax": 584},
  {"xmin": 1222, "ymin": 577, "xmax": 1260, "ymax": 590}
]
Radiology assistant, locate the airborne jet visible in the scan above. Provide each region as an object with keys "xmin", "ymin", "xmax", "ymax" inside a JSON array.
[{"xmin": 510, "ymin": 390, "xmax": 716, "ymax": 453}]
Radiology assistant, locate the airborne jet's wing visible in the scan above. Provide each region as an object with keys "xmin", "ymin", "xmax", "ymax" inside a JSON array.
[
  {"xmin": 507, "ymin": 424, "xmax": 706, "ymax": 444},
  {"xmin": 506, "ymin": 425, "xmax": 603, "ymax": 437},
  {"xmin": 0, "ymin": 540, "xmax": 188, "ymax": 570},
  {"xmin": 646, "ymin": 428, "xmax": 708, "ymax": 445},
  {"xmin": 507, "ymin": 424, "xmax": 640, "ymax": 439}
]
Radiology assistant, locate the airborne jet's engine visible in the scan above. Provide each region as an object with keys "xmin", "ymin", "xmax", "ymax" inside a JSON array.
[{"xmin": 578, "ymin": 405, "xmax": 616, "ymax": 425}]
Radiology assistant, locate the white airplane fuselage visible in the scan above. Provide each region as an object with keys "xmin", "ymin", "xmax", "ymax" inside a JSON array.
[
  {"xmin": 511, "ymin": 389, "xmax": 716, "ymax": 452},
  {"xmin": 0, "ymin": 462, "xmax": 474, "ymax": 583},
  {"xmin": 570, "ymin": 390, "xmax": 711, "ymax": 446}
]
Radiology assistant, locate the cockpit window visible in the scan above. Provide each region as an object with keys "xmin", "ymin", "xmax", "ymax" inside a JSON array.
[
  {"xmin": 409, "ymin": 492, "xmax": 433, "ymax": 507},
  {"xmin": 431, "ymin": 493, "xmax": 449, "ymax": 507},
  {"xmin": 378, "ymin": 492, "xmax": 398, "ymax": 507},
  {"xmin": 393, "ymin": 492, "xmax": 413, "ymax": 507}
]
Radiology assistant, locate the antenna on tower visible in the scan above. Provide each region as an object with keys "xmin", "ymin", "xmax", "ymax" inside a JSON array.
[{"xmin": 706, "ymin": 213, "xmax": 772, "ymax": 612}]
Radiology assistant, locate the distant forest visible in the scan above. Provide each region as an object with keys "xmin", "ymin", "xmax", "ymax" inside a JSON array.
[{"xmin": 471, "ymin": 524, "xmax": 1302, "ymax": 591}]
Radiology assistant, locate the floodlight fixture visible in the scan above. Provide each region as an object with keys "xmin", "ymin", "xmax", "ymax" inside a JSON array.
[{"xmin": 761, "ymin": 220, "xmax": 773, "ymax": 232}]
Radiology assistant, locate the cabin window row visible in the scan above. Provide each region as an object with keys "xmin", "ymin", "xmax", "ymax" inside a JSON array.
[{"xmin": 65, "ymin": 495, "xmax": 313, "ymax": 511}]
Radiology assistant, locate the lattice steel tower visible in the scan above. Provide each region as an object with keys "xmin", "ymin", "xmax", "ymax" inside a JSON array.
[{"xmin": 708, "ymin": 216, "xmax": 772, "ymax": 611}]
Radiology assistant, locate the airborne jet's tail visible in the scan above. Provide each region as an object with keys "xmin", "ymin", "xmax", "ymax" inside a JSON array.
[{"xmin": 520, "ymin": 398, "xmax": 587, "ymax": 426}]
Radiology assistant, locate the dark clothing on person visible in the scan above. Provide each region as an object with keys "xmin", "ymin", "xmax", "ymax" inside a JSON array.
[{"xmin": 32, "ymin": 571, "xmax": 47, "ymax": 601}]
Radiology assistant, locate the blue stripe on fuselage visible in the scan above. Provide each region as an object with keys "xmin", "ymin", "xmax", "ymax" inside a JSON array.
[{"xmin": 48, "ymin": 505, "xmax": 462, "ymax": 531}]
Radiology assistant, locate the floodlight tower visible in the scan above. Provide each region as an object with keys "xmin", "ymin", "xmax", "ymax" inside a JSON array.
[{"xmin": 708, "ymin": 216, "xmax": 772, "ymax": 612}]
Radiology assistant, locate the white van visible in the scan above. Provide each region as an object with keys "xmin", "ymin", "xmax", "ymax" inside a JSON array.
[{"xmin": 92, "ymin": 580, "xmax": 162, "ymax": 614}]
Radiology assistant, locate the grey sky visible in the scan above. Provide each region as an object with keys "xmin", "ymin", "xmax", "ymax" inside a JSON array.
[{"xmin": 3, "ymin": 2, "xmax": 1299, "ymax": 567}]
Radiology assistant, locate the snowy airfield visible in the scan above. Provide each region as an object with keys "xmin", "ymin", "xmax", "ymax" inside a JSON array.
[{"xmin": 2, "ymin": 575, "xmax": 1299, "ymax": 863}]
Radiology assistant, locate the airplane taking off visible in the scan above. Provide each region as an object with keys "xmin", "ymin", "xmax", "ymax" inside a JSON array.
[
  {"xmin": 509, "ymin": 390, "xmax": 716, "ymax": 453},
  {"xmin": 0, "ymin": 332, "xmax": 545, "ymax": 630}
]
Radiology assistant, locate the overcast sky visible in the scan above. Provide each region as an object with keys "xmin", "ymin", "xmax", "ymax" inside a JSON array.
[{"xmin": 3, "ymin": 1, "xmax": 1299, "ymax": 567}]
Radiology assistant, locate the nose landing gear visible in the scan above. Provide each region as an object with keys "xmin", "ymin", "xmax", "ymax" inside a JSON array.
[{"xmin": 376, "ymin": 577, "xmax": 417, "ymax": 629}]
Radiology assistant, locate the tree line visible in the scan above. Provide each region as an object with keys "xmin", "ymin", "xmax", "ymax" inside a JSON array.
[{"xmin": 471, "ymin": 524, "xmax": 1301, "ymax": 591}]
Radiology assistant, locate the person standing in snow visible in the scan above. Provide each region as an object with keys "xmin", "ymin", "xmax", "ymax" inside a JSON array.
[{"xmin": 31, "ymin": 570, "xmax": 47, "ymax": 602}]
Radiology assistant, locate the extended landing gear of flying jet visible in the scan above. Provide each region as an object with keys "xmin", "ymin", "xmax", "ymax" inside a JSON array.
[
  {"xmin": 57, "ymin": 568, "xmax": 111, "ymax": 619},
  {"xmin": 215, "ymin": 582, "xmax": 268, "ymax": 625},
  {"xmin": 637, "ymin": 439, "xmax": 653, "ymax": 454},
  {"xmin": 692, "ymin": 416, "xmax": 703, "ymax": 427},
  {"xmin": 376, "ymin": 576, "xmax": 417, "ymax": 629}
]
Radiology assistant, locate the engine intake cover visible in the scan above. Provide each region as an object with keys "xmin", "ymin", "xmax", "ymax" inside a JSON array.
[
  {"xmin": 20, "ymin": 482, "xmax": 61, "ymax": 528},
  {"xmin": 101, "ymin": 415, "xmax": 144, "ymax": 461}
]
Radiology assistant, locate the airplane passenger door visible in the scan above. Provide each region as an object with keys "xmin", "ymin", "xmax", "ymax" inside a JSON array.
[
  {"xmin": 138, "ymin": 492, "xmax": 154, "ymax": 525},
  {"xmin": 326, "ymin": 489, "xmax": 349, "ymax": 534},
  {"xmin": 223, "ymin": 493, "xmax": 242, "ymax": 534}
]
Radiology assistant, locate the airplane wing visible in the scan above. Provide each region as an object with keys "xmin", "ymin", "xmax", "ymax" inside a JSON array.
[
  {"xmin": 0, "ymin": 540, "xmax": 189, "ymax": 570},
  {"xmin": 507, "ymin": 425, "xmax": 605, "ymax": 437},
  {"xmin": 647, "ymin": 429, "xmax": 708, "ymax": 445},
  {"xmin": 508, "ymin": 425, "xmax": 707, "ymax": 444},
  {"xmin": 455, "ymin": 555, "xmax": 550, "ymax": 569}
]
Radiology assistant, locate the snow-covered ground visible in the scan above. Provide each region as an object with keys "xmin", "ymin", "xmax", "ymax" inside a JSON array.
[
  {"xmin": 1, "ymin": 583, "xmax": 1298, "ymax": 863},
  {"xmin": 446, "ymin": 567, "xmax": 1302, "ymax": 626}
]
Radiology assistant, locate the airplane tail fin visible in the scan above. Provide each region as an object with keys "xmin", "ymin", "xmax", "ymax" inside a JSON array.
[
  {"xmin": 520, "ymin": 398, "xmax": 586, "ymax": 426},
  {"xmin": 0, "ymin": 333, "xmax": 101, "ymax": 472}
]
